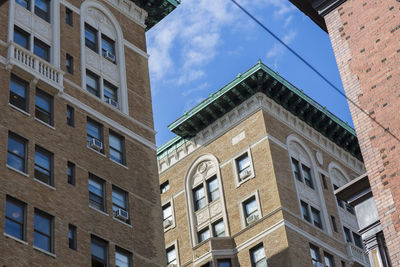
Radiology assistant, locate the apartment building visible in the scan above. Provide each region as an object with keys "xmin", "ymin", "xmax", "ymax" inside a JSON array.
[
  {"xmin": 157, "ymin": 61, "xmax": 369, "ymax": 267},
  {"xmin": 0, "ymin": 0, "xmax": 179, "ymax": 266}
]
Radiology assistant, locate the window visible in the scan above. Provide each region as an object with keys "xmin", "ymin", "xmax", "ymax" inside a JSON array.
[
  {"xmin": 198, "ymin": 227, "xmax": 210, "ymax": 243},
  {"xmin": 112, "ymin": 187, "xmax": 129, "ymax": 223},
  {"xmin": 324, "ymin": 252, "xmax": 335, "ymax": 267},
  {"xmin": 10, "ymin": 74, "xmax": 29, "ymax": 111},
  {"xmin": 35, "ymin": 89, "xmax": 53, "ymax": 125},
  {"xmin": 34, "ymin": 210, "xmax": 53, "ymax": 252},
  {"xmin": 5, "ymin": 197, "xmax": 26, "ymax": 240},
  {"xmin": 67, "ymin": 161, "xmax": 75, "ymax": 185},
  {"xmin": 212, "ymin": 220, "xmax": 225, "ymax": 237},
  {"xmin": 89, "ymin": 175, "xmax": 105, "ymax": 211},
  {"xmin": 34, "ymin": 0, "xmax": 50, "ymax": 22},
  {"xmin": 311, "ymin": 207, "xmax": 323, "ymax": 229},
  {"xmin": 333, "ymin": 185, "xmax": 345, "ymax": 208},
  {"xmin": 341, "ymin": 261, "xmax": 346, "ymax": 267},
  {"xmin": 34, "ymin": 38, "xmax": 50, "ymax": 62},
  {"xmin": 291, "ymin": 157, "xmax": 314, "ymax": 189},
  {"xmin": 345, "ymin": 203, "xmax": 355, "ymax": 215},
  {"xmin": 101, "ymin": 35, "xmax": 116, "ymax": 63},
  {"xmin": 103, "ymin": 81, "xmax": 118, "ymax": 107},
  {"xmin": 16, "ymin": 0, "xmax": 30, "ymax": 9},
  {"xmin": 85, "ymin": 24, "xmax": 98, "ymax": 52},
  {"xmin": 7, "ymin": 132, "xmax": 27, "ymax": 173},
  {"xmin": 116, "ymin": 247, "xmax": 131, "ymax": 267},
  {"xmin": 160, "ymin": 181, "xmax": 170, "ymax": 194},
  {"xmin": 91, "ymin": 236, "xmax": 108, "ymax": 267},
  {"xmin": 67, "ymin": 105, "xmax": 74, "ymax": 127},
  {"xmin": 166, "ymin": 245, "xmax": 177, "ymax": 266},
  {"xmin": 302, "ymin": 165, "xmax": 313, "ymax": 188},
  {"xmin": 200, "ymin": 262, "xmax": 211, "ymax": 267},
  {"xmin": 353, "ymin": 232, "xmax": 363, "ymax": 248},
  {"xmin": 217, "ymin": 259, "xmax": 231, "ymax": 267},
  {"xmin": 309, "ymin": 244, "xmax": 322, "ymax": 264},
  {"xmin": 300, "ymin": 201, "xmax": 311, "ymax": 222},
  {"xmin": 331, "ymin": 216, "xmax": 338, "ymax": 233},
  {"xmin": 87, "ymin": 118, "xmax": 103, "ymax": 152},
  {"xmin": 343, "ymin": 227, "xmax": 352, "ymax": 243},
  {"xmin": 14, "ymin": 26, "xmax": 30, "ymax": 49},
  {"xmin": 207, "ymin": 176, "xmax": 219, "ymax": 202},
  {"xmin": 250, "ymin": 244, "xmax": 267, "ymax": 267},
  {"xmin": 86, "ymin": 71, "xmax": 100, "ymax": 97},
  {"xmin": 68, "ymin": 224, "xmax": 77, "ymax": 250},
  {"xmin": 162, "ymin": 202, "xmax": 173, "ymax": 228},
  {"xmin": 193, "ymin": 184, "xmax": 206, "ymax": 211},
  {"xmin": 243, "ymin": 196, "xmax": 259, "ymax": 225},
  {"xmin": 34, "ymin": 146, "xmax": 53, "ymax": 185},
  {"xmin": 65, "ymin": 8, "xmax": 73, "ymax": 26},
  {"xmin": 66, "ymin": 54, "xmax": 74, "ymax": 74},
  {"xmin": 109, "ymin": 131, "xmax": 125, "ymax": 165},
  {"xmin": 236, "ymin": 152, "xmax": 252, "ymax": 181},
  {"xmin": 291, "ymin": 158, "xmax": 301, "ymax": 181},
  {"xmin": 321, "ymin": 174, "xmax": 328, "ymax": 189}
]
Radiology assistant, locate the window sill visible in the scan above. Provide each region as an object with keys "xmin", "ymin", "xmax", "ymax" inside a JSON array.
[
  {"xmin": 3, "ymin": 232, "xmax": 28, "ymax": 245},
  {"xmin": 89, "ymin": 206, "xmax": 109, "ymax": 216},
  {"xmin": 34, "ymin": 117, "xmax": 55, "ymax": 130},
  {"xmin": 112, "ymin": 217, "xmax": 132, "ymax": 227},
  {"xmin": 87, "ymin": 146, "xmax": 106, "ymax": 157},
  {"xmin": 33, "ymin": 245, "xmax": 56, "ymax": 258},
  {"xmin": 236, "ymin": 174, "xmax": 255, "ymax": 188},
  {"xmin": 6, "ymin": 164, "xmax": 29, "ymax": 177},
  {"xmin": 8, "ymin": 103, "xmax": 30, "ymax": 117},
  {"xmin": 110, "ymin": 159, "xmax": 128, "ymax": 170},
  {"xmin": 33, "ymin": 178, "xmax": 56, "ymax": 190}
]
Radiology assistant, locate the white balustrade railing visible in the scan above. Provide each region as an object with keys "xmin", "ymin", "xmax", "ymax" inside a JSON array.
[
  {"xmin": 8, "ymin": 42, "xmax": 63, "ymax": 88},
  {"xmin": 346, "ymin": 243, "xmax": 370, "ymax": 266}
]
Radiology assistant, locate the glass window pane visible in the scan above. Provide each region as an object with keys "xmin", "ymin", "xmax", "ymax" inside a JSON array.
[
  {"xmin": 5, "ymin": 219, "xmax": 23, "ymax": 239},
  {"xmin": 14, "ymin": 28, "xmax": 29, "ymax": 49},
  {"xmin": 166, "ymin": 247, "xmax": 176, "ymax": 264},
  {"xmin": 109, "ymin": 134, "xmax": 121, "ymax": 151},
  {"xmin": 35, "ymin": 93, "xmax": 50, "ymax": 112},
  {"xmin": 91, "ymin": 240, "xmax": 106, "ymax": 260},
  {"xmin": 163, "ymin": 204, "xmax": 172, "ymax": 220},
  {"xmin": 213, "ymin": 220, "xmax": 225, "ymax": 237},
  {"xmin": 237, "ymin": 154, "xmax": 250, "ymax": 171},
  {"xmin": 7, "ymin": 153, "xmax": 24, "ymax": 171},
  {"xmin": 8, "ymin": 136, "xmax": 25, "ymax": 157},
  {"xmin": 89, "ymin": 179, "xmax": 103, "ymax": 196},
  {"xmin": 245, "ymin": 198, "xmax": 257, "ymax": 216},
  {"xmin": 34, "ymin": 39, "xmax": 50, "ymax": 61},
  {"xmin": 116, "ymin": 251, "xmax": 129, "ymax": 267},
  {"xmin": 198, "ymin": 228, "xmax": 210, "ymax": 242},
  {"xmin": 35, "ymin": 150, "xmax": 50, "ymax": 171},
  {"xmin": 110, "ymin": 149, "xmax": 122, "ymax": 163},
  {"xmin": 112, "ymin": 189, "xmax": 126, "ymax": 208},
  {"xmin": 6, "ymin": 201, "xmax": 23, "ymax": 223},
  {"xmin": 35, "ymin": 0, "xmax": 49, "ymax": 14},
  {"xmin": 16, "ymin": 0, "xmax": 29, "ymax": 9},
  {"xmin": 34, "ymin": 232, "xmax": 50, "ymax": 251},
  {"xmin": 34, "ymin": 213, "xmax": 50, "ymax": 235},
  {"xmin": 87, "ymin": 121, "xmax": 100, "ymax": 140}
]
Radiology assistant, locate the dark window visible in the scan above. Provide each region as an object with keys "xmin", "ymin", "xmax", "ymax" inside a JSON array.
[
  {"xmin": 166, "ymin": 245, "xmax": 177, "ymax": 265},
  {"xmin": 243, "ymin": 196, "xmax": 259, "ymax": 225},
  {"xmin": 68, "ymin": 224, "xmax": 77, "ymax": 250},
  {"xmin": 333, "ymin": 185, "xmax": 345, "ymax": 208},
  {"xmin": 309, "ymin": 243, "xmax": 322, "ymax": 264},
  {"xmin": 10, "ymin": 73, "xmax": 29, "ymax": 111},
  {"xmin": 35, "ymin": 89, "xmax": 53, "ymax": 125},
  {"xmin": 16, "ymin": 0, "xmax": 30, "ymax": 9},
  {"xmin": 7, "ymin": 132, "xmax": 27, "ymax": 173},
  {"xmin": 343, "ymin": 227, "xmax": 352, "ymax": 243},
  {"xmin": 86, "ymin": 118, "xmax": 103, "ymax": 152},
  {"xmin": 34, "ymin": 38, "xmax": 50, "ymax": 62},
  {"xmin": 160, "ymin": 180, "xmax": 170, "ymax": 194},
  {"xmin": 300, "ymin": 201, "xmax": 311, "ymax": 222},
  {"xmin": 34, "ymin": 0, "xmax": 50, "ymax": 22},
  {"xmin": 250, "ymin": 243, "xmax": 267, "ymax": 267},
  {"xmin": 302, "ymin": 164, "xmax": 313, "ymax": 189},
  {"xmin": 207, "ymin": 176, "xmax": 219, "ymax": 202},
  {"xmin": 66, "ymin": 54, "xmax": 73, "ymax": 74},
  {"xmin": 86, "ymin": 70, "xmax": 100, "ymax": 97},
  {"xmin": 91, "ymin": 236, "xmax": 108, "ymax": 267},
  {"xmin": 345, "ymin": 203, "xmax": 355, "ymax": 215},
  {"xmin": 162, "ymin": 202, "xmax": 172, "ymax": 226},
  {"xmin": 341, "ymin": 261, "xmax": 346, "ymax": 267},
  {"xmin": 311, "ymin": 206, "xmax": 323, "ymax": 229},
  {"xmin": 201, "ymin": 263, "xmax": 211, "ymax": 267},
  {"xmin": 212, "ymin": 220, "xmax": 225, "ymax": 237},
  {"xmin": 197, "ymin": 227, "xmax": 210, "ymax": 243},
  {"xmin": 324, "ymin": 252, "xmax": 335, "ymax": 267},
  {"xmin": 103, "ymin": 81, "xmax": 118, "ymax": 107},
  {"xmin": 34, "ymin": 209, "xmax": 53, "ymax": 252},
  {"xmin": 217, "ymin": 259, "xmax": 231, "ymax": 267},
  {"xmin": 321, "ymin": 174, "xmax": 328, "ymax": 189},
  {"xmin": 112, "ymin": 186, "xmax": 129, "ymax": 223},
  {"xmin": 5, "ymin": 196, "xmax": 26, "ymax": 240},
  {"xmin": 115, "ymin": 247, "xmax": 131, "ymax": 267},
  {"xmin": 101, "ymin": 34, "xmax": 116, "ymax": 63},
  {"xmin": 377, "ymin": 231, "xmax": 392, "ymax": 267},
  {"xmin": 67, "ymin": 161, "xmax": 75, "ymax": 185},
  {"xmin": 89, "ymin": 174, "xmax": 105, "ymax": 211},
  {"xmin": 291, "ymin": 158, "xmax": 302, "ymax": 181},
  {"xmin": 193, "ymin": 184, "xmax": 206, "ymax": 211},
  {"xmin": 14, "ymin": 26, "xmax": 30, "ymax": 49},
  {"xmin": 67, "ymin": 105, "xmax": 74, "ymax": 127},
  {"xmin": 34, "ymin": 146, "xmax": 53, "ymax": 185},
  {"xmin": 109, "ymin": 131, "xmax": 125, "ymax": 165},
  {"xmin": 353, "ymin": 232, "xmax": 363, "ymax": 248},
  {"xmin": 85, "ymin": 24, "xmax": 98, "ymax": 52},
  {"xmin": 331, "ymin": 216, "xmax": 338, "ymax": 233},
  {"xmin": 65, "ymin": 8, "xmax": 73, "ymax": 26}
]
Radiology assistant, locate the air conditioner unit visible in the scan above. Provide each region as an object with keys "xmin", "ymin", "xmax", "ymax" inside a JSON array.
[
  {"xmin": 115, "ymin": 208, "xmax": 128, "ymax": 220},
  {"xmin": 313, "ymin": 262, "xmax": 324, "ymax": 267},
  {"xmin": 104, "ymin": 51, "xmax": 116, "ymax": 62},
  {"xmin": 88, "ymin": 138, "xmax": 103, "ymax": 151},
  {"xmin": 246, "ymin": 213, "xmax": 259, "ymax": 225},
  {"xmin": 167, "ymin": 264, "xmax": 177, "ymax": 267},
  {"xmin": 239, "ymin": 169, "xmax": 252, "ymax": 180},
  {"xmin": 106, "ymin": 98, "xmax": 119, "ymax": 108},
  {"xmin": 163, "ymin": 218, "xmax": 173, "ymax": 228}
]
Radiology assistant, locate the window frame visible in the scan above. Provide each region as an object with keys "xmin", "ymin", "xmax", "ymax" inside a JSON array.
[
  {"xmin": 5, "ymin": 196, "xmax": 27, "ymax": 241},
  {"xmin": 250, "ymin": 243, "xmax": 267, "ymax": 267},
  {"xmin": 67, "ymin": 161, "xmax": 75, "ymax": 185},
  {"xmin": 300, "ymin": 200, "xmax": 311, "ymax": 222},
  {"xmin": 197, "ymin": 227, "xmax": 211, "ymax": 243},
  {"xmin": 88, "ymin": 174, "xmax": 106, "ymax": 212},
  {"xmin": 33, "ymin": 209, "xmax": 54, "ymax": 253},
  {"xmin": 331, "ymin": 215, "xmax": 338, "ymax": 233},
  {"xmin": 311, "ymin": 206, "xmax": 323, "ymax": 229},
  {"xmin": 35, "ymin": 88, "xmax": 53, "ymax": 126},
  {"xmin": 68, "ymin": 224, "xmax": 77, "ymax": 250},
  {"xmin": 112, "ymin": 186, "xmax": 129, "ymax": 223},
  {"xmin": 33, "ymin": 37, "xmax": 50, "ymax": 62},
  {"xmin": 162, "ymin": 199, "xmax": 175, "ymax": 231},
  {"xmin": 85, "ymin": 23, "xmax": 98, "ymax": 52},
  {"xmin": 109, "ymin": 130, "xmax": 125, "ymax": 165},
  {"xmin": 115, "ymin": 246, "xmax": 132, "ymax": 267},
  {"xmin": 66, "ymin": 53, "xmax": 74, "ymax": 74},
  {"xmin": 309, "ymin": 243, "xmax": 322, "ymax": 265},
  {"xmin": 207, "ymin": 175, "xmax": 219, "ymax": 202},
  {"xmin": 101, "ymin": 34, "xmax": 116, "ymax": 63},
  {"xmin": 34, "ymin": 0, "xmax": 50, "ymax": 22},
  {"xmin": 212, "ymin": 219, "xmax": 225, "ymax": 237},
  {"xmin": 233, "ymin": 149, "xmax": 255, "ymax": 186},
  {"xmin": 86, "ymin": 70, "xmax": 100, "ymax": 97},
  {"xmin": 166, "ymin": 244, "xmax": 177, "ymax": 266},
  {"xmin": 91, "ymin": 235, "xmax": 108, "ymax": 267},
  {"xmin": 86, "ymin": 117, "xmax": 104, "ymax": 153},
  {"xmin": 34, "ymin": 145, "xmax": 54, "ymax": 186},
  {"xmin": 13, "ymin": 26, "xmax": 30, "ymax": 50},
  {"xmin": 217, "ymin": 259, "xmax": 232, "ymax": 267},
  {"xmin": 324, "ymin": 251, "xmax": 335, "ymax": 267},
  {"xmin": 10, "ymin": 73, "xmax": 29, "ymax": 112},
  {"xmin": 65, "ymin": 7, "xmax": 73, "ymax": 26},
  {"xmin": 66, "ymin": 105, "xmax": 74, "ymax": 127},
  {"xmin": 160, "ymin": 180, "xmax": 170, "ymax": 194},
  {"xmin": 241, "ymin": 192, "xmax": 261, "ymax": 227},
  {"xmin": 193, "ymin": 184, "xmax": 206, "ymax": 211},
  {"xmin": 7, "ymin": 132, "xmax": 28, "ymax": 173}
]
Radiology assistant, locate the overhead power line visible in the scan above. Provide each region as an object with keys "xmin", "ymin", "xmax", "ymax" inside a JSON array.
[{"xmin": 230, "ymin": 0, "xmax": 400, "ymax": 144}]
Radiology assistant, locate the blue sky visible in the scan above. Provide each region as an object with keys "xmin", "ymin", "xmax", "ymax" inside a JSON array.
[{"xmin": 146, "ymin": 0, "xmax": 352, "ymax": 147}]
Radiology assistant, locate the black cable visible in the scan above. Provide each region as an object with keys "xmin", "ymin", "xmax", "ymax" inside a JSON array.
[{"xmin": 230, "ymin": 0, "xmax": 400, "ymax": 143}]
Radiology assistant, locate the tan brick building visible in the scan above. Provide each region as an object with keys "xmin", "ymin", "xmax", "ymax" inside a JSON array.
[
  {"xmin": 0, "ymin": 0, "xmax": 178, "ymax": 266},
  {"xmin": 158, "ymin": 61, "xmax": 369, "ymax": 267}
]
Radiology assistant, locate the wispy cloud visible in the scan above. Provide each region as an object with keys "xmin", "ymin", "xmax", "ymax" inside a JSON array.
[
  {"xmin": 182, "ymin": 82, "xmax": 209, "ymax": 97},
  {"xmin": 266, "ymin": 30, "xmax": 297, "ymax": 59}
]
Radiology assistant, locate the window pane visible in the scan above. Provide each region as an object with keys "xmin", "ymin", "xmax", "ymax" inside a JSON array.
[
  {"xmin": 116, "ymin": 251, "xmax": 130, "ymax": 267},
  {"xmin": 85, "ymin": 25, "xmax": 97, "ymax": 52},
  {"xmin": 35, "ymin": 149, "xmax": 51, "ymax": 172},
  {"xmin": 5, "ymin": 199, "xmax": 24, "ymax": 239},
  {"xmin": 112, "ymin": 189, "xmax": 126, "ymax": 209},
  {"xmin": 207, "ymin": 177, "xmax": 219, "ymax": 202},
  {"xmin": 10, "ymin": 74, "xmax": 29, "ymax": 111},
  {"xmin": 218, "ymin": 260, "xmax": 231, "ymax": 267},
  {"xmin": 14, "ymin": 28, "xmax": 29, "ymax": 49},
  {"xmin": 291, "ymin": 158, "xmax": 302, "ymax": 181},
  {"xmin": 35, "ymin": 90, "xmax": 52, "ymax": 125},
  {"xmin": 34, "ymin": 0, "xmax": 50, "ymax": 22},
  {"xmin": 302, "ymin": 165, "xmax": 313, "ymax": 188},
  {"xmin": 87, "ymin": 121, "xmax": 101, "ymax": 140},
  {"xmin": 5, "ymin": 219, "xmax": 23, "ymax": 239},
  {"xmin": 353, "ymin": 232, "xmax": 363, "ymax": 248},
  {"xmin": 193, "ymin": 185, "xmax": 206, "ymax": 210},
  {"xmin": 198, "ymin": 228, "xmax": 210, "ymax": 242},
  {"xmin": 311, "ymin": 207, "xmax": 322, "ymax": 229},
  {"xmin": 34, "ymin": 38, "xmax": 50, "ymax": 62},
  {"xmin": 324, "ymin": 252, "xmax": 335, "ymax": 267},
  {"xmin": 301, "ymin": 201, "xmax": 310, "ymax": 222},
  {"xmin": 237, "ymin": 154, "xmax": 250, "ymax": 171},
  {"xmin": 86, "ymin": 72, "xmax": 99, "ymax": 96},
  {"xmin": 166, "ymin": 247, "xmax": 176, "ymax": 264},
  {"xmin": 245, "ymin": 198, "xmax": 257, "ymax": 216},
  {"xmin": 309, "ymin": 244, "xmax": 321, "ymax": 264},
  {"xmin": 213, "ymin": 220, "xmax": 225, "ymax": 237},
  {"xmin": 91, "ymin": 240, "xmax": 106, "ymax": 260},
  {"xmin": 16, "ymin": 0, "xmax": 29, "ymax": 9},
  {"xmin": 89, "ymin": 179, "xmax": 103, "ymax": 197},
  {"xmin": 162, "ymin": 204, "xmax": 172, "ymax": 220},
  {"xmin": 109, "ymin": 134, "xmax": 122, "ymax": 151},
  {"xmin": 6, "ymin": 201, "xmax": 24, "ymax": 223},
  {"xmin": 344, "ymin": 227, "xmax": 352, "ymax": 243},
  {"xmin": 34, "ymin": 231, "xmax": 50, "ymax": 251},
  {"xmin": 104, "ymin": 82, "xmax": 118, "ymax": 102},
  {"xmin": 34, "ymin": 213, "xmax": 50, "ymax": 235},
  {"xmin": 8, "ymin": 136, "xmax": 25, "ymax": 157},
  {"xmin": 160, "ymin": 181, "xmax": 170, "ymax": 194},
  {"xmin": 102, "ymin": 35, "xmax": 115, "ymax": 61}
]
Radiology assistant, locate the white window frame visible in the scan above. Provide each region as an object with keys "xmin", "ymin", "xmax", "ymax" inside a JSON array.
[
  {"xmin": 232, "ymin": 148, "xmax": 255, "ymax": 187},
  {"xmin": 166, "ymin": 240, "xmax": 180, "ymax": 266},
  {"xmin": 300, "ymin": 200, "xmax": 324, "ymax": 230},
  {"xmin": 239, "ymin": 191, "xmax": 262, "ymax": 229},
  {"xmin": 162, "ymin": 198, "xmax": 175, "ymax": 232}
]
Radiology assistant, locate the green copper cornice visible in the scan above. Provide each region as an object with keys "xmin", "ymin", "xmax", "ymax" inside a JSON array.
[{"xmin": 134, "ymin": 0, "xmax": 180, "ymax": 30}]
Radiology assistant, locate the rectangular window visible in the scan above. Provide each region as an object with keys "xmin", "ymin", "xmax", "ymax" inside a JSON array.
[
  {"xmin": 353, "ymin": 232, "xmax": 363, "ymax": 248},
  {"xmin": 68, "ymin": 224, "xmax": 77, "ymax": 250},
  {"xmin": 16, "ymin": 0, "xmax": 30, "ymax": 9},
  {"xmin": 103, "ymin": 81, "xmax": 118, "ymax": 107},
  {"xmin": 34, "ymin": 146, "xmax": 53, "ymax": 186},
  {"xmin": 67, "ymin": 105, "xmax": 74, "ymax": 127},
  {"xmin": 91, "ymin": 236, "xmax": 108, "ymax": 267},
  {"xmin": 67, "ymin": 161, "xmax": 75, "ymax": 185},
  {"xmin": 343, "ymin": 227, "xmax": 352, "ymax": 243},
  {"xmin": 86, "ymin": 118, "xmax": 103, "ymax": 152},
  {"xmin": 243, "ymin": 196, "xmax": 259, "ymax": 225},
  {"xmin": 112, "ymin": 186, "xmax": 129, "ymax": 223},
  {"xmin": 34, "ymin": 0, "xmax": 50, "ymax": 22},
  {"xmin": 10, "ymin": 73, "xmax": 29, "ymax": 111},
  {"xmin": 34, "ymin": 38, "xmax": 50, "ymax": 62},
  {"xmin": 7, "ymin": 132, "xmax": 27, "ymax": 173},
  {"xmin": 250, "ymin": 243, "xmax": 267, "ymax": 267},
  {"xmin": 162, "ymin": 202, "xmax": 173, "ymax": 227},
  {"xmin": 324, "ymin": 252, "xmax": 335, "ymax": 267},
  {"xmin": 207, "ymin": 176, "xmax": 219, "ymax": 202},
  {"xmin": 217, "ymin": 259, "xmax": 231, "ymax": 267},
  {"xmin": 345, "ymin": 203, "xmax": 355, "ymax": 215},
  {"xmin": 5, "ymin": 196, "xmax": 26, "ymax": 240},
  {"xmin": 160, "ymin": 180, "xmax": 170, "ymax": 194},
  {"xmin": 300, "ymin": 201, "xmax": 311, "ymax": 222},
  {"xmin": 236, "ymin": 152, "xmax": 251, "ymax": 181},
  {"xmin": 14, "ymin": 26, "xmax": 30, "ymax": 49},
  {"xmin": 66, "ymin": 53, "xmax": 74, "ymax": 74},
  {"xmin": 86, "ymin": 70, "xmax": 100, "ymax": 97},
  {"xmin": 35, "ymin": 89, "xmax": 53, "ymax": 125},
  {"xmin": 198, "ymin": 227, "xmax": 210, "ymax": 243},
  {"xmin": 331, "ymin": 216, "xmax": 338, "ymax": 233},
  {"xmin": 85, "ymin": 24, "xmax": 98, "ymax": 52},
  {"xmin": 321, "ymin": 174, "xmax": 328, "ymax": 189},
  {"xmin": 89, "ymin": 174, "xmax": 105, "ymax": 211},
  {"xmin": 302, "ymin": 164, "xmax": 313, "ymax": 189},
  {"xmin": 65, "ymin": 8, "xmax": 73, "ymax": 26},
  {"xmin": 101, "ymin": 34, "xmax": 116, "ymax": 63},
  {"xmin": 116, "ymin": 247, "xmax": 131, "ymax": 267},
  {"xmin": 311, "ymin": 206, "xmax": 323, "ymax": 229},
  {"xmin": 212, "ymin": 220, "xmax": 225, "ymax": 237},
  {"xmin": 193, "ymin": 184, "xmax": 206, "ymax": 211},
  {"xmin": 166, "ymin": 245, "xmax": 177, "ymax": 265},
  {"xmin": 333, "ymin": 185, "xmax": 345, "ymax": 208},
  {"xmin": 309, "ymin": 244, "xmax": 322, "ymax": 264},
  {"xmin": 291, "ymin": 158, "xmax": 302, "ymax": 181},
  {"xmin": 341, "ymin": 261, "xmax": 346, "ymax": 267},
  {"xmin": 109, "ymin": 131, "xmax": 125, "ymax": 165},
  {"xmin": 34, "ymin": 209, "xmax": 53, "ymax": 252}
]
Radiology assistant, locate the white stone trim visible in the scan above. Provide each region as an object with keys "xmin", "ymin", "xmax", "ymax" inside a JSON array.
[
  {"xmin": 103, "ymin": 0, "xmax": 147, "ymax": 27},
  {"xmin": 124, "ymin": 39, "xmax": 149, "ymax": 59},
  {"xmin": 162, "ymin": 197, "xmax": 175, "ymax": 232},
  {"xmin": 165, "ymin": 240, "xmax": 180, "ymax": 267},
  {"xmin": 232, "ymin": 147, "xmax": 255, "ymax": 188},
  {"xmin": 60, "ymin": 0, "xmax": 80, "ymax": 14},
  {"xmin": 238, "ymin": 190, "xmax": 262, "ymax": 229}
]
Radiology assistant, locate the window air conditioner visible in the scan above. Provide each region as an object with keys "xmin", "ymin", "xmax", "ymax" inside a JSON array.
[
  {"xmin": 115, "ymin": 208, "xmax": 129, "ymax": 220},
  {"xmin": 106, "ymin": 98, "xmax": 119, "ymax": 108},
  {"xmin": 239, "ymin": 169, "xmax": 252, "ymax": 180},
  {"xmin": 88, "ymin": 138, "xmax": 103, "ymax": 151},
  {"xmin": 313, "ymin": 263, "xmax": 324, "ymax": 267},
  {"xmin": 163, "ymin": 218, "xmax": 173, "ymax": 228},
  {"xmin": 104, "ymin": 51, "xmax": 116, "ymax": 62},
  {"xmin": 246, "ymin": 213, "xmax": 259, "ymax": 224}
]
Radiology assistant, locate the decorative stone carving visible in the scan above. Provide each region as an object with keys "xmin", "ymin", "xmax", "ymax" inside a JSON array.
[
  {"xmin": 104, "ymin": 0, "xmax": 147, "ymax": 26},
  {"xmin": 102, "ymin": 59, "xmax": 119, "ymax": 82},
  {"xmin": 331, "ymin": 168, "xmax": 347, "ymax": 186},
  {"xmin": 316, "ymin": 151, "xmax": 323, "ymax": 166},
  {"xmin": 289, "ymin": 142, "xmax": 311, "ymax": 165},
  {"xmin": 85, "ymin": 8, "xmax": 116, "ymax": 39},
  {"xmin": 196, "ymin": 208, "xmax": 209, "ymax": 225},
  {"xmin": 86, "ymin": 50, "xmax": 101, "ymax": 71},
  {"xmin": 33, "ymin": 17, "xmax": 51, "ymax": 41},
  {"xmin": 15, "ymin": 5, "xmax": 31, "ymax": 28},
  {"xmin": 297, "ymin": 181, "xmax": 320, "ymax": 207},
  {"xmin": 209, "ymin": 201, "xmax": 222, "ymax": 218}
]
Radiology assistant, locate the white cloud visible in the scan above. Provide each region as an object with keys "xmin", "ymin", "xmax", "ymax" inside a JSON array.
[
  {"xmin": 182, "ymin": 82, "xmax": 209, "ymax": 97},
  {"xmin": 184, "ymin": 96, "xmax": 205, "ymax": 111},
  {"xmin": 266, "ymin": 30, "xmax": 297, "ymax": 59}
]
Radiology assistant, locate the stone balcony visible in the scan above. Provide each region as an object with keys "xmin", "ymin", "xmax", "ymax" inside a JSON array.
[{"xmin": 346, "ymin": 242, "xmax": 370, "ymax": 266}]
